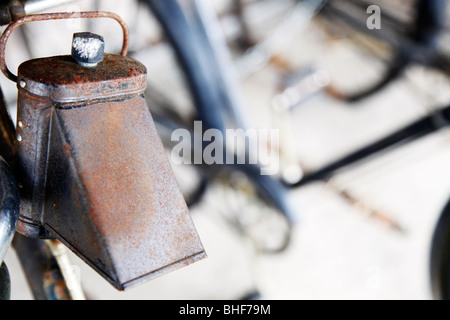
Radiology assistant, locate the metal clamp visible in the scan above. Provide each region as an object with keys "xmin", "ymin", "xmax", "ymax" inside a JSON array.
[{"xmin": 0, "ymin": 11, "xmax": 129, "ymax": 82}]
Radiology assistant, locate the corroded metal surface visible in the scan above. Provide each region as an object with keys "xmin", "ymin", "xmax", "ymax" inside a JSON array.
[
  {"xmin": 0, "ymin": 11, "xmax": 129, "ymax": 82},
  {"xmin": 15, "ymin": 53, "xmax": 206, "ymax": 290}
]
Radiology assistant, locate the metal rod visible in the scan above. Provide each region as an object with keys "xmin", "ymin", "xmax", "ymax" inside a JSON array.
[
  {"xmin": 0, "ymin": 262, "xmax": 10, "ymax": 300},
  {"xmin": 289, "ymin": 105, "xmax": 450, "ymax": 188},
  {"xmin": 142, "ymin": 0, "xmax": 227, "ymax": 133},
  {"xmin": 430, "ymin": 198, "xmax": 450, "ymax": 300},
  {"xmin": 0, "ymin": 85, "xmax": 15, "ymax": 165},
  {"xmin": 12, "ymin": 234, "xmax": 74, "ymax": 300},
  {"xmin": 413, "ymin": 0, "xmax": 448, "ymax": 47},
  {"xmin": 45, "ymin": 240, "xmax": 85, "ymax": 300},
  {"xmin": 0, "ymin": 157, "xmax": 19, "ymax": 264},
  {"xmin": 190, "ymin": 0, "xmax": 251, "ymax": 130}
]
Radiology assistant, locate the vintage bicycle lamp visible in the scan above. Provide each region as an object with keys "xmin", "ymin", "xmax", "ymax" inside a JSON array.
[{"xmin": 0, "ymin": 12, "xmax": 206, "ymax": 290}]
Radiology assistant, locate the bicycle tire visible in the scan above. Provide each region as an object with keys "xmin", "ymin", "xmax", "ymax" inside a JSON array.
[
  {"xmin": 430, "ymin": 199, "xmax": 450, "ymax": 300},
  {"xmin": 322, "ymin": 0, "xmax": 448, "ymax": 102}
]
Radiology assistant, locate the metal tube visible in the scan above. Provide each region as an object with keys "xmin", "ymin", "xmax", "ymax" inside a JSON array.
[
  {"xmin": 0, "ymin": 157, "xmax": 19, "ymax": 264},
  {"xmin": 190, "ymin": 0, "xmax": 251, "ymax": 130},
  {"xmin": 430, "ymin": 199, "xmax": 450, "ymax": 300},
  {"xmin": 45, "ymin": 240, "xmax": 85, "ymax": 300},
  {"xmin": 142, "ymin": 0, "xmax": 227, "ymax": 133},
  {"xmin": 290, "ymin": 105, "xmax": 450, "ymax": 188},
  {"xmin": 12, "ymin": 234, "xmax": 73, "ymax": 300},
  {"xmin": 414, "ymin": 0, "xmax": 448, "ymax": 47},
  {"xmin": 0, "ymin": 263, "xmax": 10, "ymax": 300}
]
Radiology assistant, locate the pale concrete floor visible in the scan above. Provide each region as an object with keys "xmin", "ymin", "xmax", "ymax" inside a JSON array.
[{"xmin": 3, "ymin": 0, "xmax": 450, "ymax": 300}]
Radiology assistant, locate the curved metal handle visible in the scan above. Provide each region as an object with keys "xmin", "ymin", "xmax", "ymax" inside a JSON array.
[{"xmin": 0, "ymin": 11, "xmax": 129, "ymax": 82}]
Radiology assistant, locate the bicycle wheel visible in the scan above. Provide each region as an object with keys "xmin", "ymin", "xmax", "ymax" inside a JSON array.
[
  {"xmin": 318, "ymin": 0, "xmax": 449, "ymax": 102},
  {"xmin": 208, "ymin": 169, "xmax": 293, "ymax": 254},
  {"xmin": 430, "ymin": 199, "xmax": 450, "ymax": 300}
]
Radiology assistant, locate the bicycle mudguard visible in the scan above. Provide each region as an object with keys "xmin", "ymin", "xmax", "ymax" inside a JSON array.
[{"xmin": 1, "ymin": 17, "xmax": 206, "ymax": 290}]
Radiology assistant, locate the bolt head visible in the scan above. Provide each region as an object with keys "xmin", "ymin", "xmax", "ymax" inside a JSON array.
[{"xmin": 72, "ymin": 32, "xmax": 105, "ymax": 67}]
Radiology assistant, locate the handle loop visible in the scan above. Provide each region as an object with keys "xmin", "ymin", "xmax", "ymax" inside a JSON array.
[{"xmin": 0, "ymin": 11, "xmax": 129, "ymax": 82}]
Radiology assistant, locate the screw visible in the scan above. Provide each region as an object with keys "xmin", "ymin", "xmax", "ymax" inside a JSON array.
[{"xmin": 71, "ymin": 32, "xmax": 105, "ymax": 67}]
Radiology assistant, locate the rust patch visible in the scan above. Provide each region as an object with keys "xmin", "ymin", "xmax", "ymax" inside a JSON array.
[
  {"xmin": 18, "ymin": 54, "xmax": 147, "ymax": 103},
  {"xmin": 53, "ymin": 95, "xmax": 206, "ymax": 288}
]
